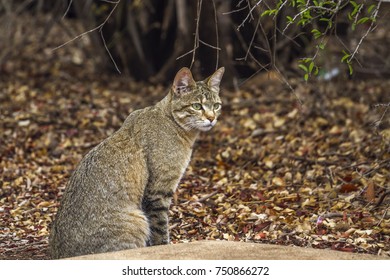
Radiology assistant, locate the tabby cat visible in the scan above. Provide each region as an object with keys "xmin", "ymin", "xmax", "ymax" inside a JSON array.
[{"xmin": 49, "ymin": 67, "xmax": 224, "ymax": 258}]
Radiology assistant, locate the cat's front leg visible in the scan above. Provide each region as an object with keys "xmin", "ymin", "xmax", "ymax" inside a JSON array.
[{"xmin": 142, "ymin": 190, "xmax": 173, "ymax": 246}]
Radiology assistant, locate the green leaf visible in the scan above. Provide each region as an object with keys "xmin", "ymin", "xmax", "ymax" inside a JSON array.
[
  {"xmin": 291, "ymin": 0, "xmax": 296, "ymax": 8},
  {"xmin": 286, "ymin": 15, "xmax": 293, "ymax": 23},
  {"xmin": 348, "ymin": 63, "xmax": 353, "ymax": 75},
  {"xmin": 367, "ymin": 4, "xmax": 376, "ymax": 14},
  {"xmin": 357, "ymin": 17, "xmax": 370, "ymax": 25},
  {"xmin": 314, "ymin": 66, "xmax": 319, "ymax": 75},
  {"xmin": 297, "ymin": 19, "xmax": 307, "ymax": 26},
  {"xmin": 319, "ymin": 17, "xmax": 332, "ymax": 28},
  {"xmin": 351, "ymin": 4, "xmax": 361, "ymax": 17},
  {"xmin": 303, "ymin": 10, "xmax": 312, "ymax": 19},
  {"xmin": 341, "ymin": 52, "xmax": 350, "ymax": 63},
  {"xmin": 261, "ymin": 9, "xmax": 277, "ymax": 17},
  {"xmin": 298, "ymin": 64, "xmax": 308, "ymax": 72},
  {"xmin": 309, "ymin": 61, "xmax": 315, "ymax": 73},
  {"xmin": 261, "ymin": 10, "xmax": 271, "ymax": 17},
  {"xmin": 311, "ymin": 29, "xmax": 322, "ymax": 39},
  {"xmin": 318, "ymin": 43, "xmax": 325, "ymax": 50},
  {"xmin": 304, "ymin": 73, "xmax": 309, "ymax": 81}
]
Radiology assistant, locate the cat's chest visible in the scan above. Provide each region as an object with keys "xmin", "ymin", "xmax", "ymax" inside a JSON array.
[
  {"xmin": 132, "ymin": 108, "xmax": 196, "ymax": 176},
  {"xmin": 161, "ymin": 135, "xmax": 193, "ymax": 169}
]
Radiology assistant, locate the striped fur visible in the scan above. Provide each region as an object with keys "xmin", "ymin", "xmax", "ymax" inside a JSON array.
[{"xmin": 49, "ymin": 67, "xmax": 224, "ymax": 258}]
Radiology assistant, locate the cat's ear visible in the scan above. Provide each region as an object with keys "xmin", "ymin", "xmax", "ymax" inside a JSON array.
[
  {"xmin": 172, "ymin": 67, "xmax": 196, "ymax": 96},
  {"xmin": 206, "ymin": 67, "xmax": 225, "ymax": 92}
]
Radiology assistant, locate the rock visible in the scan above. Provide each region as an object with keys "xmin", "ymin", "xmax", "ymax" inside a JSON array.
[{"xmin": 69, "ymin": 241, "xmax": 387, "ymax": 260}]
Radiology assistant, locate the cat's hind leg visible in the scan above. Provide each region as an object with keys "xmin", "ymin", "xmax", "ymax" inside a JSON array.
[
  {"xmin": 99, "ymin": 208, "xmax": 150, "ymax": 253},
  {"xmin": 142, "ymin": 191, "xmax": 172, "ymax": 246}
]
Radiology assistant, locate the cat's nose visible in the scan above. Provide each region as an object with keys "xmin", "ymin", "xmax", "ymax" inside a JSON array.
[{"xmin": 206, "ymin": 115, "xmax": 215, "ymax": 122}]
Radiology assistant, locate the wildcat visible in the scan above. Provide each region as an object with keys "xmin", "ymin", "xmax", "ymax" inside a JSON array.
[{"xmin": 49, "ymin": 67, "xmax": 224, "ymax": 259}]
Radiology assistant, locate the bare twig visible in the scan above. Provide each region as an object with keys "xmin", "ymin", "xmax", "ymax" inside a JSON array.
[
  {"xmin": 176, "ymin": 47, "xmax": 198, "ymax": 61},
  {"xmin": 100, "ymin": 29, "xmax": 121, "ymax": 74},
  {"xmin": 373, "ymin": 190, "xmax": 390, "ymax": 209},
  {"xmin": 190, "ymin": 0, "xmax": 202, "ymax": 69},
  {"xmin": 62, "ymin": 0, "xmax": 73, "ymax": 19},
  {"xmin": 376, "ymin": 206, "xmax": 389, "ymax": 226},
  {"xmin": 244, "ymin": 14, "xmax": 261, "ymax": 61},
  {"xmin": 196, "ymin": 190, "xmax": 219, "ymax": 203},
  {"xmin": 198, "ymin": 39, "xmax": 221, "ymax": 50},
  {"xmin": 351, "ymin": 2, "xmax": 365, "ymax": 29},
  {"xmin": 282, "ymin": 4, "xmax": 344, "ymax": 34},
  {"xmin": 53, "ymin": 0, "xmax": 121, "ymax": 73},
  {"xmin": 211, "ymin": 0, "xmax": 219, "ymax": 70},
  {"xmin": 237, "ymin": 0, "xmax": 263, "ymax": 31},
  {"xmin": 222, "ymin": 4, "xmax": 248, "ymax": 15},
  {"xmin": 100, "ymin": 0, "xmax": 121, "ymax": 3},
  {"xmin": 361, "ymin": 159, "xmax": 390, "ymax": 177},
  {"xmin": 274, "ymin": 66, "xmax": 303, "ymax": 107},
  {"xmin": 348, "ymin": 0, "xmax": 382, "ymax": 63}
]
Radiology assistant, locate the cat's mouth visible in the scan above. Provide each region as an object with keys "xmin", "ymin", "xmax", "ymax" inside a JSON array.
[{"xmin": 197, "ymin": 121, "xmax": 216, "ymax": 131}]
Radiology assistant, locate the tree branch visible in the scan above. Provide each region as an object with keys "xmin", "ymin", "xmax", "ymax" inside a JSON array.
[{"xmin": 53, "ymin": 0, "xmax": 121, "ymax": 73}]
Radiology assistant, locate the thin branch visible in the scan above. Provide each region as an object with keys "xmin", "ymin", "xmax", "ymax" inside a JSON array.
[
  {"xmin": 100, "ymin": 0, "xmax": 120, "ymax": 3},
  {"xmin": 282, "ymin": 4, "xmax": 343, "ymax": 34},
  {"xmin": 211, "ymin": 0, "xmax": 219, "ymax": 70},
  {"xmin": 190, "ymin": 0, "xmax": 202, "ymax": 69},
  {"xmin": 222, "ymin": 4, "xmax": 248, "ymax": 15},
  {"xmin": 351, "ymin": 2, "xmax": 365, "ymax": 29},
  {"xmin": 375, "ymin": 206, "xmax": 389, "ymax": 225},
  {"xmin": 274, "ymin": 65, "xmax": 303, "ymax": 107},
  {"xmin": 176, "ymin": 47, "xmax": 198, "ymax": 61},
  {"xmin": 195, "ymin": 190, "xmax": 219, "ymax": 203},
  {"xmin": 373, "ymin": 190, "xmax": 390, "ymax": 209},
  {"xmin": 348, "ymin": 0, "xmax": 382, "ymax": 63},
  {"xmin": 271, "ymin": 14, "xmax": 277, "ymax": 69},
  {"xmin": 53, "ymin": 0, "xmax": 121, "ymax": 73},
  {"xmin": 244, "ymin": 13, "xmax": 261, "ymax": 61},
  {"xmin": 100, "ymin": 29, "xmax": 121, "ymax": 74},
  {"xmin": 237, "ymin": 0, "xmax": 263, "ymax": 31},
  {"xmin": 62, "ymin": 0, "xmax": 73, "ymax": 19},
  {"xmin": 274, "ymin": 0, "xmax": 288, "ymax": 20},
  {"xmin": 198, "ymin": 39, "xmax": 221, "ymax": 50}
]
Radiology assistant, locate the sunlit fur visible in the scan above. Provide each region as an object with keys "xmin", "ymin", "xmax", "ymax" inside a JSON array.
[
  {"xmin": 49, "ymin": 68, "xmax": 223, "ymax": 259},
  {"xmin": 171, "ymin": 81, "xmax": 222, "ymax": 132}
]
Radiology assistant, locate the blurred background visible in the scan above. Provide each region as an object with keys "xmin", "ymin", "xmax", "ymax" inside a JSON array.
[{"xmin": 1, "ymin": 0, "xmax": 389, "ymax": 86}]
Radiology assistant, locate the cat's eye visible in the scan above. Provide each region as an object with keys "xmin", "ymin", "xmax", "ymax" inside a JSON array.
[
  {"xmin": 192, "ymin": 103, "xmax": 203, "ymax": 110},
  {"xmin": 213, "ymin": 103, "xmax": 222, "ymax": 110}
]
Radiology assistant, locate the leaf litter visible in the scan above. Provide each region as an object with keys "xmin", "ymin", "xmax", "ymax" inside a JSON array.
[{"xmin": 0, "ymin": 15, "xmax": 389, "ymax": 259}]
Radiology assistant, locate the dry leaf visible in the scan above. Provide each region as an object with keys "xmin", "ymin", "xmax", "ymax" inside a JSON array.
[
  {"xmin": 365, "ymin": 180, "xmax": 375, "ymax": 202},
  {"xmin": 339, "ymin": 183, "xmax": 358, "ymax": 193}
]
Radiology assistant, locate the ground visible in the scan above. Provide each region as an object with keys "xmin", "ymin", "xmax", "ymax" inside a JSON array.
[{"xmin": 0, "ymin": 15, "xmax": 389, "ymax": 259}]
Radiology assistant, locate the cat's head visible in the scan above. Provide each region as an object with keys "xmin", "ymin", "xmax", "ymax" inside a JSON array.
[{"xmin": 170, "ymin": 67, "xmax": 224, "ymax": 132}]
